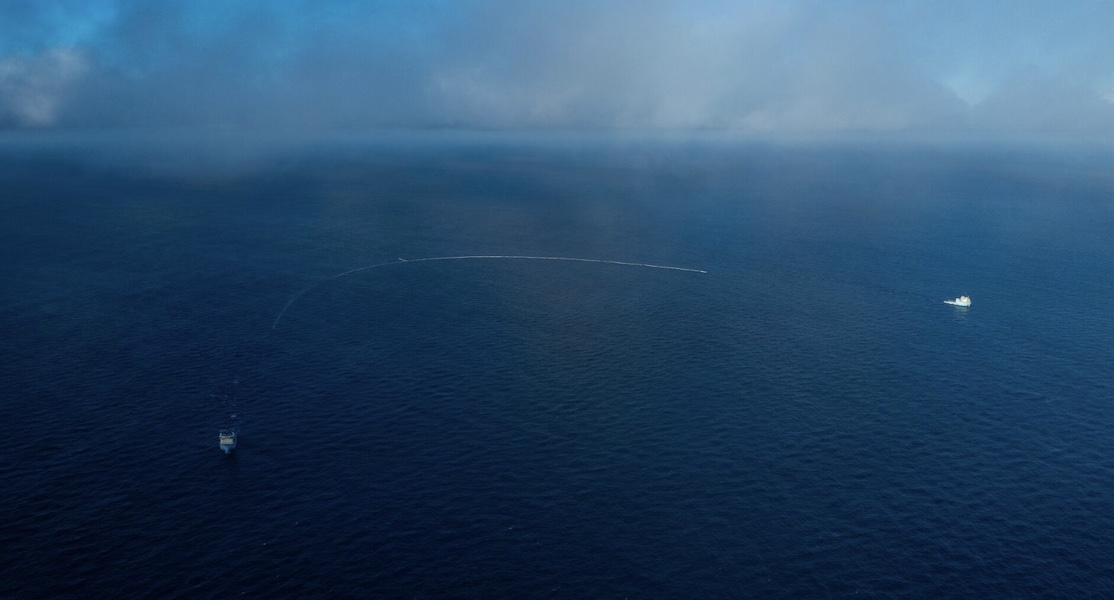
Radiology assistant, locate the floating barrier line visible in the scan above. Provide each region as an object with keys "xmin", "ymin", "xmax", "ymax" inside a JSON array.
[{"xmin": 272, "ymin": 255, "xmax": 706, "ymax": 329}]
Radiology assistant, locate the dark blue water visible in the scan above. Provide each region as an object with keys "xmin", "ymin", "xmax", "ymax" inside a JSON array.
[{"xmin": 3, "ymin": 134, "xmax": 1114, "ymax": 598}]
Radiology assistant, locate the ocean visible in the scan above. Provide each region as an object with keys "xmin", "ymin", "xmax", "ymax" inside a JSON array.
[{"xmin": 2, "ymin": 133, "xmax": 1113, "ymax": 598}]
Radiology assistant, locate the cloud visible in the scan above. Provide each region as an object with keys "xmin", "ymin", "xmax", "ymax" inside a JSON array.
[
  {"xmin": 0, "ymin": 48, "xmax": 90, "ymax": 126},
  {"xmin": 0, "ymin": 0, "xmax": 1112, "ymax": 139},
  {"xmin": 426, "ymin": 1, "xmax": 972, "ymax": 133},
  {"xmin": 972, "ymin": 70, "xmax": 1114, "ymax": 138}
]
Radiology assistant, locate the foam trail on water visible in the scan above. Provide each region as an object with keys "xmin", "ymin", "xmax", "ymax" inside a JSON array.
[{"xmin": 272, "ymin": 255, "xmax": 706, "ymax": 329}]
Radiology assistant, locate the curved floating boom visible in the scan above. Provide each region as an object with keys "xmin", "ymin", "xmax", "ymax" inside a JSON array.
[{"xmin": 272, "ymin": 255, "xmax": 707, "ymax": 329}]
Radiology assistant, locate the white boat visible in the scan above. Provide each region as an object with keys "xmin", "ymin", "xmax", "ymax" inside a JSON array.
[
  {"xmin": 944, "ymin": 295, "xmax": 971, "ymax": 307},
  {"xmin": 219, "ymin": 430, "xmax": 237, "ymax": 454}
]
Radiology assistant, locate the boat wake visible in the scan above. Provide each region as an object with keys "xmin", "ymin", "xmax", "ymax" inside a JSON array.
[{"xmin": 272, "ymin": 255, "xmax": 707, "ymax": 329}]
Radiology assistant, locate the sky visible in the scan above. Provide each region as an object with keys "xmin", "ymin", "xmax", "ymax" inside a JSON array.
[{"xmin": 1, "ymin": 0, "xmax": 1113, "ymax": 139}]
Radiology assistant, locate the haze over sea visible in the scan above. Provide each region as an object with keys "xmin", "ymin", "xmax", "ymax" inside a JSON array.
[{"xmin": 3, "ymin": 133, "xmax": 1114, "ymax": 598}]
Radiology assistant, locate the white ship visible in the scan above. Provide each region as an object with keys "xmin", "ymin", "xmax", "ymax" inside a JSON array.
[
  {"xmin": 944, "ymin": 295, "xmax": 971, "ymax": 307},
  {"xmin": 219, "ymin": 430, "xmax": 237, "ymax": 454}
]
